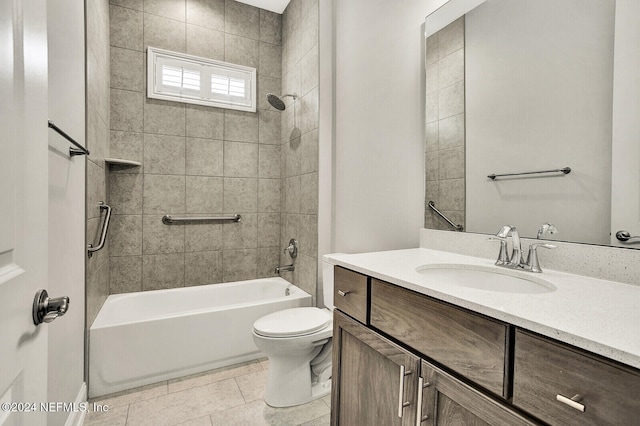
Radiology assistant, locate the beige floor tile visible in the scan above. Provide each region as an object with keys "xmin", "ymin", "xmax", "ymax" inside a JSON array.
[
  {"xmin": 321, "ymin": 395, "xmax": 331, "ymax": 408},
  {"xmin": 168, "ymin": 360, "xmax": 264, "ymax": 393},
  {"xmin": 83, "ymin": 404, "xmax": 128, "ymax": 426},
  {"xmin": 175, "ymin": 415, "xmax": 213, "ymax": 426},
  {"xmin": 263, "ymin": 399, "xmax": 330, "ymax": 426},
  {"xmin": 209, "ymin": 400, "xmax": 270, "ymax": 426},
  {"xmin": 260, "ymin": 359, "xmax": 269, "ymax": 370},
  {"xmin": 126, "ymin": 378, "xmax": 245, "ymax": 426},
  {"xmin": 90, "ymin": 381, "xmax": 168, "ymax": 408},
  {"xmin": 299, "ymin": 413, "xmax": 331, "ymax": 426},
  {"xmin": 235, "ymin": 369, "xmax": 268, "ymax": 403}
]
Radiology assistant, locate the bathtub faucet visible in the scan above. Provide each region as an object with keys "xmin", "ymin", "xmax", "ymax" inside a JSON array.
[{"xmin": 275, "ymin": 264, "xmax": 295, "ymax": 273}]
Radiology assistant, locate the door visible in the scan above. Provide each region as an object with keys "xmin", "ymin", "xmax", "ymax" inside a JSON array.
[
  {"xmin": 0, "ymin": 0, "xmax": 50, "ymax": 425},
  {"xmin": 331, "ymin": 311, "xmax": 420, "ymax": 426},
  {"xmin": 419, "ymin": 361, "xmax": 537, "ymax": 426},
  {"xmin": 610, "ymin": 0, "xmax": 640, "ymax": 248}
]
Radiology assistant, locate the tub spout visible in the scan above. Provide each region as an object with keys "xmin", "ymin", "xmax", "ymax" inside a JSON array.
[{"xmin": 275, "ymin": 264, "xmax": 295, "ymax": 273}]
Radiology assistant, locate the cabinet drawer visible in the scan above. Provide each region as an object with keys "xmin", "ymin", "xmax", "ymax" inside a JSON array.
[
  {"xmin": 370, "ymin": 279, "xmax": 509, "ymax": 397},
  {"xmin": 513, "ymin": 330, "xmax": 640, "ymax": 426},
  {"xmin": 334, "ymin": 266, "xmax": 368, "ymax": 324}
]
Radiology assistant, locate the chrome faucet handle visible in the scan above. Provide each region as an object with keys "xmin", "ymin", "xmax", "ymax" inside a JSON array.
[
  {"xmin": 488, "ymin": 237, "xmax": 510, "ymax": 266},
  {"xmin": 537, "ymin": 223, "xmax": 558, "ymax": 239},
  {"xmin": 525, "ymin": 243, "xmax": 557, "ymax": 273},
  {"xmin": 284, "ymin": 238, "xmax": 298, "ymax": 258}
]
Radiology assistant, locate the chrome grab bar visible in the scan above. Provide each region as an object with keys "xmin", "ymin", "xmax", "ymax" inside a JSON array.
[
  {"xmin": 428, "ymin": 201, "xmax": 463, "ymax": 231},
  {"xmin": 48, "ymin": 120, "xmax": 90, "ymax": 157},
  {"xmin": 88, "ymin": 202, "xmax": 111, "ymax": 258},
  {"xmin": 487, "ymin": 167, "xmax": 571, "ymax": 180},
  {"xmin": 162, "ymin": 214, "xmax": 242, "ymax": 225}
]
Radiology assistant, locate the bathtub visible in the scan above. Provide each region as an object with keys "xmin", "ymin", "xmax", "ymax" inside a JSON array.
[{"xmin": 88, "ymin": 277, "xmax": 311, "ymax": 398}]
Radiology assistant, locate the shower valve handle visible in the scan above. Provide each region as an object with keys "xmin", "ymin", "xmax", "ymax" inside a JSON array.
[{"xmin": 284, "ymin": 239, "xmax": 298, "ymax": 258}]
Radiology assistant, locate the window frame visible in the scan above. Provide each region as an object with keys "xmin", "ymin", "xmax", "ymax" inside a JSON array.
[{"xmin": 147, "ymin": 47, "xmax": 257, "ymax": 112}]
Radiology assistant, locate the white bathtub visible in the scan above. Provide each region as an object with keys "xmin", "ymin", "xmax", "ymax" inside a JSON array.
[{"xmin": 89, "ymin": 277, "xmax": 311, "ymax": 398}]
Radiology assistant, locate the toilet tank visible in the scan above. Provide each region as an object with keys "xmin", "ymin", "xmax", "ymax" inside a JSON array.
[{"xmin": 321, "ymin": 258, "xmax": 336, "ymax": 310}]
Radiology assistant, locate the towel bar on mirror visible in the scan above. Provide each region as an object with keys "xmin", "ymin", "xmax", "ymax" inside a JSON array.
[
  {"xmin": 428, "ymin": 201, "xmax": 463, "ymax": 231},
  {"xmin": 487, "ymin": 167, "xmax": 571, "ymax": 180}
]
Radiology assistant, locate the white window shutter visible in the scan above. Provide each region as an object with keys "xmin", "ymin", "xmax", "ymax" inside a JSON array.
[{"xmin": 148, "ymin": 47, "xmax": 256, "ymax": 112}]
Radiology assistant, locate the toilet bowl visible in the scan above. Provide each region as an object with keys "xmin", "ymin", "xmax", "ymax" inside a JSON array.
[{"xmin": 252, "ymin": 259, "xmax": 337, "ymax": 407}]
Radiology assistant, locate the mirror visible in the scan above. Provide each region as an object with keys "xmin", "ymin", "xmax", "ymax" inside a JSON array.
[{"xmin": 424, "ymin": 0, "xmax": 640, "ymax": 249}]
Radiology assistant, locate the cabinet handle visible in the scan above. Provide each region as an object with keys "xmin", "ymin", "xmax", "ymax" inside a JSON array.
[
  {"xmin": 398, "ymin": 365, "xmax": 412, "ymax": 417},
  {"xmin": 556, "ymin": 394, "xmax": 585, "ymax": 412},
  {"xmin": 337, "ymin": 290, "xmax": 350, "ymax": 297},
  {"xmin": 415, "ymin": 377, "xmax": 431, "ymax": 425}
]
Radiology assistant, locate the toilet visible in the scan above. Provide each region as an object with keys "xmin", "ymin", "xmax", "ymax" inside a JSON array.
[{"xmin": 252, "ymin": 260, "xmax": 336, "ymax": 407}]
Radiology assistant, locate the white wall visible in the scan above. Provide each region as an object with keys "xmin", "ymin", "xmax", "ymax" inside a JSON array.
[
  {"xmin": 324, "ymin": 0, "xmax": 447, "ymax": 255},
  {"xmin": 465, "ymin": 0, "xmax": 614, "ymax": 244},
  {"xmin": 47, "ymin": 0, "xmax": 86, "ymax": 424}
]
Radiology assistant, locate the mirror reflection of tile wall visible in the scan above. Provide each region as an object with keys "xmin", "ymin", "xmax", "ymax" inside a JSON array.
[{"xmin": 424, "ymin": 17, "xmax": 465, "ymax": 231}]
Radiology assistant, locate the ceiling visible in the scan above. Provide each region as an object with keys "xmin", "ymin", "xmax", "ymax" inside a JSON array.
[{"xmin": 235, "ymin": 0, "xmax": 291, "ymax": 14}]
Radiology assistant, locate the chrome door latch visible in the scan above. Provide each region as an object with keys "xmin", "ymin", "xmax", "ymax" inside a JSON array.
[{"xmin": 33, "ymin": 289, "xmax": 70, "ymax": 325}]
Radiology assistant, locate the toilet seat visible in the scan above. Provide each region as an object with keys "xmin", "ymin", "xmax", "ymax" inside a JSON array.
[{"xmin": 253, "ymin": 307, "xmax": 331, "ymax": 338}]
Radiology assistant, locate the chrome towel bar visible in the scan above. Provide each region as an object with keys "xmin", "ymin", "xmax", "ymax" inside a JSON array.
[
  {"xmin": 48, "ymin": 120, "xmax": 90, "ymax": 157},
  {"xmin": 428, "ymin": 201, "xmax": 463, "ymax": 231},
  {"xmin": 88, "ymin": 202, "xmax": 111, "ymax": 257},
  {"xmin": 487, "ymin": 167, "xmax": 571, "ymax": 180},
  {"xmin": 162, "ymin": 214, "xmax": 242, "ymax": 225}
]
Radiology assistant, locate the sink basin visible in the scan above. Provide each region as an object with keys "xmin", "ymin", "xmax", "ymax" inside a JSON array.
[{"xmin": 415, "ymin": 264, "xmax": 556, "ymax": 294}]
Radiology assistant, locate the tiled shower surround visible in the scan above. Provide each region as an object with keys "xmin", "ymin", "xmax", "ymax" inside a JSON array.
[
  {"xmin": 86, "ymin": 0, "xmax": 111, "ymax": 327},
  {"xmin": 106, "ymin": 0, "xmax": 319, "ymax": 298},
  {"xmin": 424, "ymin": 17, "xmax": 466, "ymax": 231}
]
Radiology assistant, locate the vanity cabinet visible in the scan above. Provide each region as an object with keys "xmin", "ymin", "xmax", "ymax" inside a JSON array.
[
  {"xmin": 370, "ymin": 279, "xmax": 509, "ymax": 397},
  {"xmin": 513, "ymin": 330, "xmax": 640, "ymax": 426},
  {"xmin": 420, "ymin": 361, "xmax": 536, "ymax": 426},
  {"xmin": 332, "ymin": 311, "xmax": 420, "ymax": 425},
  {"xmin": 331, "ymin": 266, "xmax": 640, "ymax": 426}
]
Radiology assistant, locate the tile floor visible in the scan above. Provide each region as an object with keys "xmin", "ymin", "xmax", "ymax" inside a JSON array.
[{"xmin": 84, "ymin": 359, "xmax": 331, "ymax": 426}]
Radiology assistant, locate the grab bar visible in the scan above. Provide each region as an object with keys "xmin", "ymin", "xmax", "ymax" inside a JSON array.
[
  {"xmin": 428, "ymin": 201, "xmax": 463, "ymax": 231},
  {"xmin": 48, "ymin": 120, "xmax": 90, "ymax": 157},
  {"xmin": 88, "ymin": 202, "xmax": 111, "ymax": 258},
  {"xmin": 487, "ymin": 167, "xmax": 571, "ymax": 180},
  {"xmin": 162, "ymin": 214, "xmax": 242, "ymax": 225}
]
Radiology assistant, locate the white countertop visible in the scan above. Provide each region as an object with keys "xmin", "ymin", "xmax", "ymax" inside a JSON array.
[{"xmin": 324, "ymin": 248, "xmax": 640, "ymax": 369}]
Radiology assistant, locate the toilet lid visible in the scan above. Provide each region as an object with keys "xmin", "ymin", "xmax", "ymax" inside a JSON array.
[{"xmin": 253, "ymin": 307, "xmax": 331, "ymax": 338}]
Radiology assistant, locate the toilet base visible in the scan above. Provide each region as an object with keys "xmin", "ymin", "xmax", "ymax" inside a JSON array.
[{"xmin": 265, "ymin": 378, "xmax": 331, "ymax": 408}]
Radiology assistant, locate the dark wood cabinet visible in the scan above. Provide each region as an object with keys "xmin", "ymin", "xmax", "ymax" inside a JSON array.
[
  {"xmin": 420, "ymin": 361, "xmax": 536, "ymax": 426},
  {"xmin": 332, "ymin": 311, "xmax": 420, "ymax": 426},
  {"xmin": 331, "ymin": 267, "xmax": 640, "ymax": 426},
  {"xmin": 371, "ymin": 279, "xmax": 509, "ymax": 397},
  {"xmin": 333, "ymin": 266, "xmax": 369, "ymax": 324},
  {"xmin": 513, "ymin": 330, "xmax": 640, "ymax": 426}
]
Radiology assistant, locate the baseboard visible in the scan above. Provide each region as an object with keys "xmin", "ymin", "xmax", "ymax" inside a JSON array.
[{"xmin": 65, "ymin": 382, "xmax": 87, "ymax": 426}]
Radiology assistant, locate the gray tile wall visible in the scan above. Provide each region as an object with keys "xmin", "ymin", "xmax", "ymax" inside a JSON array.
[
  {"xmin": 107, "ymin": 0, "xmax": 291, "ymax": 292},
  {"xmin": 86, "ymin": 0, "xmax": 111, "ymax": 326},
  {"xmin": 277, "ymin": 0, "xmax": 320, "ymax": 302},
  {"xmin": 425, "ymin": 17, "xmax": 466, "ymax": 231}
]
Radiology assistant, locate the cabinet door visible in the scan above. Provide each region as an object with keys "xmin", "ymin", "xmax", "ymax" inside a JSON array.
[
  {"xmin": 332, "ymin": 310, "xmax": 421, "ymax": 426},
  {"xmin": 419, "ymin": 361, "xmax": 539, "ymax": 426}
]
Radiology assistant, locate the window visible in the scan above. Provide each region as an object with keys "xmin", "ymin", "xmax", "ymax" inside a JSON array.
[{"xmin": 147, "ymin": 47, "xmax": 257, "ymax": 112}]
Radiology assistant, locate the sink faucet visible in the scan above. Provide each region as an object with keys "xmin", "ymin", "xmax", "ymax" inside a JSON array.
[
  {"xmin": 491, "ymin": 225, "xmax": 558, "ymax": 272},
  {"xmin": 495, "ymin": 225, "xmax": 525, "ymax": 269}
]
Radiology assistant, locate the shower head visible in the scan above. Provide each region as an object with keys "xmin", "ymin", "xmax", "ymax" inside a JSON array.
[{"xmin": 266, "ymin": 93, "xmax": 297, "ymax": 111}]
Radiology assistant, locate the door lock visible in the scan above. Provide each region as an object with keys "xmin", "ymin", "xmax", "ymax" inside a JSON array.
[{"xmin": 33, "ymin": 289, "xmax": 70, "ymax": 325}]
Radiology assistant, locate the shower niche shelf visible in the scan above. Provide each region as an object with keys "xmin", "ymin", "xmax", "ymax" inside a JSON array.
[{"xmin": 104, "ymin": 158, "xmax": 141, "ymax": 167}]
